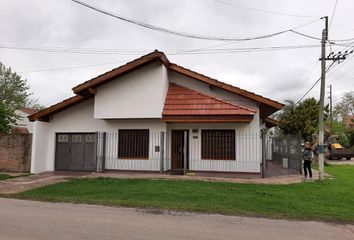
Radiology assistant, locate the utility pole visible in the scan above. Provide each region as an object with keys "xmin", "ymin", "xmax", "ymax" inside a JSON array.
[
  {"xmin": 318, "ymin": 16, "xmax": 328, "ymax": 180},
  {"xmin": 328, "ymin": 84, "xmax": 333, "ymax": 133},
  {"xmin": 318, "ymin": 17, "xmax": 352, "ymax": 180}
]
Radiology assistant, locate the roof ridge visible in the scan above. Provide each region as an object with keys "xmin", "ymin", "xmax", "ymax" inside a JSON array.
[
  {"xmin": 72, "ymin": 50, "xmax": 169, "ymax": 93},
  {"xmin": 168, "ymin": 63, "xmax": 283, "ymax": 108},
  {"xmin": 169, "ymin": 83, "xmax": 256, "ymax": 114}
]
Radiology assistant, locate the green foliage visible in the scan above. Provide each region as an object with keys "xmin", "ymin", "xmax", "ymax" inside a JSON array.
[
  {"xmin": 338, "ymin": 133, "xmax": 350, "ymax": 148},
  {"xmin": 0, "ymin": 101, "xmax": 17, "ymax": 133},
  {"xmin": 279, "ymin": 98, "xmax": 327, "ymax": 141},
  {"xmin": 0, "ymin": 62, "xmax": 30, "ymax": 109},
  {"xmin": 0, "ymin": 62, "xmax": 31, "ymax": 133},
  {"xmin": 13, "ymin": 165, "xmax": 354, "ymax": 222},
  {"xmin": 334, "ymin": 91, "xmax": 354, "ymax": 120}
]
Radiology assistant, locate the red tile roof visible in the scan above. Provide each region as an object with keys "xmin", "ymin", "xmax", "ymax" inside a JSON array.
[
  {"xmin": 162, "ymin": 83, "xmax": 256, "ymax": 116},
  {"xmin": 30, "ymin": 50, "xmax": 283, "ymax": 122}
]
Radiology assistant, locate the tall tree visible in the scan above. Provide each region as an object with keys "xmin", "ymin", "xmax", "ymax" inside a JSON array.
[
  {"xmin": 279, "ymin": 98, "xmax": 327, "ymax": 141},
  {"xmin": 334, "ymin": 91, "xmax": 354, "ymax": 120},
  {"xmin": 0, "ymin": 62, "xmax": 31, "ymax": 133}
]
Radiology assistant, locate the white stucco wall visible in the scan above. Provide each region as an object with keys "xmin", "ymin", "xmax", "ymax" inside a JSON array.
[
  {"xmin": 31, "ymin": 121, "xmax": 49, "ymax": 173},
  {"xmin": 166, "ymin": 120, "xmax": 261, "ymax": 173},
  {"xmin": 31, "ymin": 62, "xmax": 264, "ymax": 174},
  {"xmin": 94, "ymin": 62, "xmax": 169, "ymax": 119},
  {"xmin": 31, "ymin": 98, "xmax": 167, "ymax": 173}
]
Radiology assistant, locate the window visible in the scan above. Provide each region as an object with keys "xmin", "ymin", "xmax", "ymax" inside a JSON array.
[
  {"xmin": 201, "ymin": 130, "xmax": 235, "ymax": 160},
  {"xmin": 85, "ymin": 134, "xmax": 95, "ymax": 143},
  {"xmin": 118, "ymin": 129, "xmax": 149, "ymax": 159},
  {"xmin": 71, "ymin": 135, "xmax": 82, "ymax": 143},
  {"xmin": 57, "ymin": 134, "xmax": 69, "ymax": 143}
]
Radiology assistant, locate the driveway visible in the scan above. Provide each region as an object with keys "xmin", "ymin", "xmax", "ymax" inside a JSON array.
[
  {"xmin": 0, "ymin": 198, "xmax": 353, "ymax": 240},
  {"xmin": 0, "ymin": 172, "xmax": 88, "ymax": 194}
]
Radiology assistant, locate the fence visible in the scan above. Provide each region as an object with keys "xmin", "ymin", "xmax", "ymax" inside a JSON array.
[
  {"xmin": 95, "ymin": 131, "xmax": 302, "ymax": 178},
  {"xmin": 96, "ymin": 131, "xmax": 261, "ymax": 175},
  {"xmin": 263, "ymin": 134, "xmax": 302, "ymax": 177}
]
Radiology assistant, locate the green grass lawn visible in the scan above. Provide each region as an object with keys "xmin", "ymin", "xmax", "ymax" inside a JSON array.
[
  {"xmin": 12, "ymin": 165, "xmax": 354, "ymax": 222},
  {"xmin": 0, "ymin": 174, "xmax": 16, "ymax": 181}
]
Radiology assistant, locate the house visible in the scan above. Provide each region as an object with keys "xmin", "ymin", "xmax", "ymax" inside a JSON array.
[
  {"xmin": 13, "ymin": 108, "xmax": 38, "ymax": 134},
  {"xmin": 28, "ymin": 50, "xmax": 284, "ymax": 176}
]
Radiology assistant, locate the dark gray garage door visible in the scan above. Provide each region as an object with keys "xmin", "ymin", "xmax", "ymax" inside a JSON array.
[{"xmin": 55, "ymin": 133, "xmax": 97, "ymax": 171}]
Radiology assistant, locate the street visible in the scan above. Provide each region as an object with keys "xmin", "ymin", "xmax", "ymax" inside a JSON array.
[{"xmin": 0, "ymin": 198, "xmax": 353, "ymax": 240}]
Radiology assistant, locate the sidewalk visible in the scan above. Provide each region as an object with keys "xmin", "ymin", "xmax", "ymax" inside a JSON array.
[
  {"xmin": 85, "ymin": 169, "xmax": 332, "ymax": 185},
  {"xmin": 0, "ymin": 169, "xmax": 333, "ymax": 195}
]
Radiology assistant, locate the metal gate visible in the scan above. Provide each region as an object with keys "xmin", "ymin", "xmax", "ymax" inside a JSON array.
[
  {"xmin": 263, "ymin": 134, "xmax": 302, "ymax": 177},
  {"xmin": 55, "ymin": 133, "xmax": 97, "ymax": 171}
]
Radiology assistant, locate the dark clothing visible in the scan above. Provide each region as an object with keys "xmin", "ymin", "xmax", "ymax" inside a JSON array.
[
  {"xmin": 303, "ymin": 160, "xmax": 312, "ymax": 178},
  {"xmin": 303, "ymin": 148, "xmax": 311, "ymax": 161},
  {"xmin": 303, "ymin": 147, "xmax": 312, "ymax": 177}
]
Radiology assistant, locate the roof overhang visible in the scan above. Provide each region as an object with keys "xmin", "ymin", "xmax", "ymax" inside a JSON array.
[
  {"xmin": 72, "ymin": 50, "xmax": 170, "ymax": 96},
  {"xmin": 29, "ymin": 50, "xmax": 284, "ymax": 122},
  {"xmin": 264, "ymin": 117, "xmax": 280, "ymax": 128},
  {"xmin": 28, "ymin": 95, "xmax": 89, "ymax": 122}
]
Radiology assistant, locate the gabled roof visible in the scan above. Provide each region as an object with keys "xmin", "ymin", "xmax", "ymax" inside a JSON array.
[
  {"xmin": 163, "ymin": 83, "xmax": 255, "ymax": 116},
  {"xmin": 72, "ymin": 50, "xmax": 170, "ymax": 95},
  {"xmin": 29, "ymin": 50, "xmax": 284, "ymax": 122},
  {"xmin": 28, "ymin": 95, "xmax": 87, "ymax": 122},
  {"xmin": 71, "ymin": 50, "xmax": 283, "ymax": 110}
]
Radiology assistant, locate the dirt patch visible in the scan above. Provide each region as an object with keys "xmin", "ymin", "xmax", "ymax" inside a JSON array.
[
  {"xmin": 84, "ymin": 169, "xmax": 332, "ymax": 185},
  {"xmin": 0, "ymin": 171, "xmax": 90, "ymax": 194}
]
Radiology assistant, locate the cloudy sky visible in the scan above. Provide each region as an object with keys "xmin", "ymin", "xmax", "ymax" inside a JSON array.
[{"xmin": 1, "ymin": 0, "xmax": 353, "ymax": 107}]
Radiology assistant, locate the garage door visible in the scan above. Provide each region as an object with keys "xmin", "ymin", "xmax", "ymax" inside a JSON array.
[{"xmin": 55, "ymin": 133, "xmax": 97, "ymax": 171}]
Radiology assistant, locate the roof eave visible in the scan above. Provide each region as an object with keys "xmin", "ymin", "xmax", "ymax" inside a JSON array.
[
  {"xmin": 72, "ymin": 50, "xmax": 170, "ymax": 95},
  {"xmin": 168, "ymin": 64, "xmax": 284, "ymax": 111},
  {"xmin": 28, "ymin": 95, "xmax": 88, "ymax": 122},
  {"xmin": 162, "ymin": 115, "xmax": 254, "ymax": 123}
]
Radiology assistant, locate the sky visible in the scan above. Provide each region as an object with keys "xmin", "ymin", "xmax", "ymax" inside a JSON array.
[{"xmin": 1, "ymin": 0, "xmax": 353, "ymax": 107}]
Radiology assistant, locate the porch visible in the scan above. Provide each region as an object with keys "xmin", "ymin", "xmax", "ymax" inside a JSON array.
[{"xmin": 95, "ymin": 129, "xmax": 262, "ymax": 176}]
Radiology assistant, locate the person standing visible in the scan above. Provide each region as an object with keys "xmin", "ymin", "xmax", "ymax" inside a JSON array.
[{"xmin": 303, "ymin": 142, "xmax": 313, "ymax": 179}]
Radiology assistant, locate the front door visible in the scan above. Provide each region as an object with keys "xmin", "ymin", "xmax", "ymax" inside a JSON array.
[{"xmin": 171, "ymin": 130, "xmax": 188, "ymax": 170}]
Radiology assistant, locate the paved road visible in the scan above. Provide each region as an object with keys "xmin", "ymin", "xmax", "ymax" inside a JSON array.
[{"xmin": 1, "ymin": 198, "xmax": 353, "ymax": 240}]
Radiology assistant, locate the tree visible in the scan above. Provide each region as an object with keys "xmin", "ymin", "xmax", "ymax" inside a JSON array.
[
  {"xmin": 0, "ymin": 62, "xmax": 31, "ymax": 133},
  {"xmin": 279, "ymin": 98, "xmax": 327, "ymax": 141},
  {"xmin": 0, "ymin": 102, "xmax": 16, "ymax": 133},
  {"xmin": 334, "ymin": 91, "xmax": 354, "ymax": 120}
]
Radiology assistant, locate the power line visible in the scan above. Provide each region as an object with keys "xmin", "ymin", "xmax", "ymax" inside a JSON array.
[
  {"xmin": 295, "ymin": 62, "xmax": 336, "ymax": 104},
  {"xmin": 329, "ymin": 0, "xmax": 339, "ymax": 30},
  {"xmin": 0, "ymin": 44, "xmax": 321, "ymax": 55},
  {"xmin": 12, "ymin": 44, "xmax": 322, "ymax": 74},
  {"xmin": 71, "ymin": 0, "xmax": 320, "ymax": 42},
  {"xmin": 170, "ymin": 44, "xmax": 321, "ymax": 55},
  {"xmin": 211, "ymin": 0, "xmax": 319, "ymax": 19},
  {"xmin": 291, "ymin": 60, "xmax": 319, "ymax": 101},
  {"xmin": 0, "ymin": 45, "xmax": 149, "ymax": 55},
  {"xmin": 290, "ymin": 29, "xmax": 354, "ymax": 44},
  {"xmin": 295, "ymin": 43, "xmax": 354, "ymax": 104},
  {"xmin": 18, "ymin": 60, "xmax": 130, "ymax": 74}
]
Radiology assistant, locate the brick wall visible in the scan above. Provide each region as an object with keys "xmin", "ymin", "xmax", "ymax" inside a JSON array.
[{"xmin": 0, "ymin": 134, "xmax": 32, "ymax": 172}]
